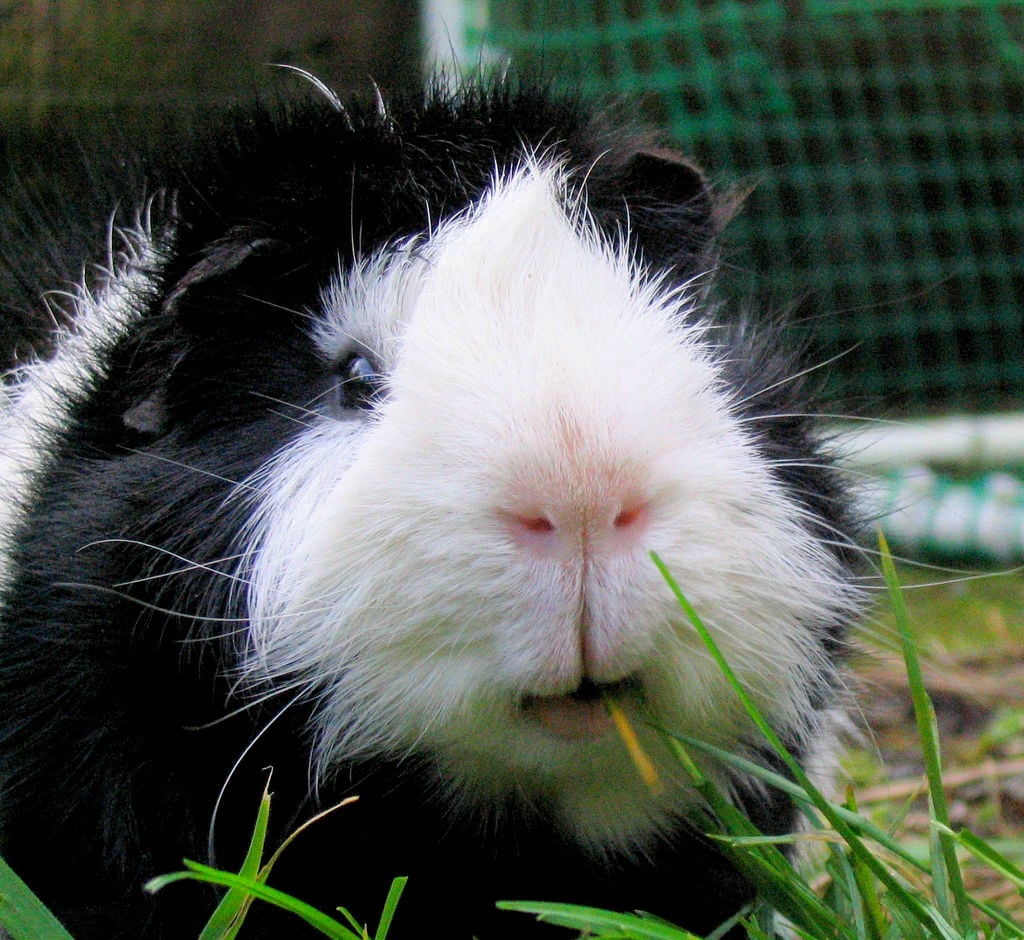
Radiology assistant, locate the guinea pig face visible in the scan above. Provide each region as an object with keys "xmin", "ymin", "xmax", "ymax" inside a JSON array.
[{"xmin": 242, "ymin": 161, "xmax": 849, "ymax": 850}]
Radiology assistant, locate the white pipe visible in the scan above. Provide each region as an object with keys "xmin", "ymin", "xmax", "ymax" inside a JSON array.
[
  {"xmin": 829, "ymin": 413, "xmax": 1024, "ymax": 469},
  {"xmin": 421, "ymin": 0, "xmax": 498, "ymax": 77},
  {"xmin": 422, "ymin": 0, "xmax": 468, "ymax": 73}
]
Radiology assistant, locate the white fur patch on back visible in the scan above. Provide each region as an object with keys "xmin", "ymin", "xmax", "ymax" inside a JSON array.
[
  {"xmin": 0, "ymin": 212, "xmax": 165, "ymax": 605},
  {"xmin": 242, "ymin": 161, "xmax": 857, "ymax": 852}
]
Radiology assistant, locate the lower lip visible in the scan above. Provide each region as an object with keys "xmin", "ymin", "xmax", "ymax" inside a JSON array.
[{"xmin": 520, "ymin": 693, "xmax": 617, "ymax": 740}]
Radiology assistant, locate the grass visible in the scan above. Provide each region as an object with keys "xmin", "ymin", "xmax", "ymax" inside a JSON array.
[
  {"xmin": 2, "ymin": 546, "xmax": 1023, "ymax": 938},
  {"xmin": 144, "ymin": 785, "xmax": 407, "ymax": 940},
  {"xmin": 843, "ymin": 559, "xmax": 1024, "ymax": 930},
  {"xmin": 0, "ymin": 854, "xmax": 75, "ymax": 940}
]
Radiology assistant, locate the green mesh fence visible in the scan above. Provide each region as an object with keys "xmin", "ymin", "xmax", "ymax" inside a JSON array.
[{"xmin": 464, "ymin": 1, "xmax": 1024, "ymax": 414}]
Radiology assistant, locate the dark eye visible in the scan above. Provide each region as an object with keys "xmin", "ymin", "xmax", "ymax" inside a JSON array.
[{"xmin": 333, "ymin": 352, "xmax": 383, "ymax": 411}]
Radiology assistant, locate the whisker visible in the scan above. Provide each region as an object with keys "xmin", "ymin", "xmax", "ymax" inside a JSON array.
[
  {"xmin": 186, "ymin": 675, "xmax": 313, "ymax": 730},
  {"xmin": 736, "ymin": 411, "xmax": 874, "ymax": 425},
  {"xmin": 237, "ymin": 292, "xmax": 316, "ymax": 321},
  {"xmin": 248, "ymin": 389, "xmax": 328, "ymax": 422},
  {"xmin": 207, "ymin": 685, "xmax": 310, "ymax": 864},
  {"xmin": 271, "ymin": 64, "xmax": 345, "ymax": 113},
  {"xmin": 52, "ymin": 581, "xmax": 251, "ymax": 626},
  {"xmin": 715, "ymin": 342, "xmax": 861, "ymax": 413},
  {"xmin": 263, "ymin": 408, "xmax": 319, "ymax": 430},
  {"xmin": 118, "ymin": 448, "xmax": 255, "ymax": 491},
  {"xmin": 81, "ymin": 540, "xmax": 254, "ymax": 590},
  {"xmin": 109, "ymin": 551, "xmax": 251, "ymax": 589}
]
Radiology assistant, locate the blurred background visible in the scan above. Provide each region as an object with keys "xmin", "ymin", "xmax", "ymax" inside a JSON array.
[
  {"xmin": 0, "ymin": 1, "xmax": 419, "ymax": 112},
  {"xmin": 2, "ymin": 0, "xmax": 1024, "ymax": 565}
]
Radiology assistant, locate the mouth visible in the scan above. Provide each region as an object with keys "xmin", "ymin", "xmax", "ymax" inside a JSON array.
[{"xmin": 519, "ymin": 675, "xmax": 643, "ymax": 740}]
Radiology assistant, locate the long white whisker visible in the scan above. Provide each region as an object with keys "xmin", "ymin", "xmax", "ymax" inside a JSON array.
[
  {"xmin": 119, "ymin": 449, "xmax": 255, "ymax": 491},
  {"xmin": 187, "ymin": 676, "xmax": 313, "ymax": 730},
  {"xmin": 206, "ymin": 686, "xmax": 310, "ymax": 864},
  {"xmin": 725, "ymin": 347, "xmax": 860, "ymax": 411},
  {"xmin": 106, "ymin": 549, "xmax": 251, "ymax": 589}
]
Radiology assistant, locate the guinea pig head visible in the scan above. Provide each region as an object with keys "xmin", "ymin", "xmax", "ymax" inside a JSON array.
[{"xmin": 239, "ymin": 158, "xmax": 853, "ymax": 851}]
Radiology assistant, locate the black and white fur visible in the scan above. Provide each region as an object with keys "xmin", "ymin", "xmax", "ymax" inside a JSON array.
[{"xmin": 0, "ymin": 79, "xmax": 862, "ymax": 938}]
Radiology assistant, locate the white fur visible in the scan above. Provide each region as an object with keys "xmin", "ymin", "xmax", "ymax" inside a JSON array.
[
  {"xmin": 0, "ymin": 212, "xmax": 165, "ymax": 607},
  {"xmin": 241, "ymin": 162, "xmax": 857, "ymax": 851}
]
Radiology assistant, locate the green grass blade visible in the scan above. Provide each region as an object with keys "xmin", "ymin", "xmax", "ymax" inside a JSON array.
[
  {"xmin": 683, "ymin": 721, "xmax": 1024, "ymax": 935},
  {"xmin": 741, "ymin": 924, "xmax": 780, "ymax": 940},
  {"xmin": 496, "ymin": 900, "xmax": 702, "ymax": 938},
  {"xmin": 828, "ymin": 853, "xmax": 871, "ymax": 940},
  {"xmin": 236, "ymin": 780, "xmax": 272, "ymax": 881},
  {"xmin": 149, "ymin": 861, "xmax": 363, "ymax": 939},
  {"xmin": 728, "ymin": 849, "xmax": 846, "ymax": 935},
  {"xmin": 935, "ymin": 825, "xmax": 1024, "ymax": 891},
  {"xmin": 650, "ymin": 552, "xmax": 782, "ymax": 756},
  {"xmin": 878, "ymin": 533, "xmax": 976, "ymax": 937},
  {"xmin": 932, "ymin": 825, "xmax": 1024, "ymax": 938},
  {"xmin": 196, "ymin": 778, "xmax": 273, "ymax": 940},
  {"xmin": 661, "ymin": 732, "xmax": 898, "ymax": 857},
  {"xmin": 333, "ymin": 904, "xmax": 366, "ymax": 934},
  {"xmin": 661, "ymin": 735, "xmax": 845, "ymax": 936},
  {"xmin": 837, "ymin": 787, "xmax": 885, "ymax": 940},
  {"xmin": 0, "ymin": 854, "xmax": 76, "ymax": 940},
  {"xmin": 372, "ymin": 876, "xmax": 407, "ymax": 940},
  {"xmin": 849, "ymin": 845, "xmax": 885, "ymax": 936},
  {"xmin": 704, "ymin": 908, "xmax": 750, "ymax": 940}
]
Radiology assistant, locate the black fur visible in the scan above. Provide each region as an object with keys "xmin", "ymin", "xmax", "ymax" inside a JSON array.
[{"xmin": 0, "ymin": 81, "xmax": 855, "ymax": 939}]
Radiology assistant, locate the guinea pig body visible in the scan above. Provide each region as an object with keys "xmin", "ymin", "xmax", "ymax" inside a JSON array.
[{"xmin": 0, "ymin": 80, "xmax": 861, "ymax": 938}]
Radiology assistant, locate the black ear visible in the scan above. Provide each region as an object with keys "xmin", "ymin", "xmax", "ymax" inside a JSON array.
[
  {"xmin": 110, "ymin": 236, "xmax": 271, "ymax": 440},
  {"xmin": 607, "ymin": 147, "xmax": 731, "ymax": 274},
  {"xmin": 163, "ymin": 233, "xmax": 278, "ymax": 317},
  {"xmin": 619, "ymin": 148, "xmax": 714, "ymax": 226}
]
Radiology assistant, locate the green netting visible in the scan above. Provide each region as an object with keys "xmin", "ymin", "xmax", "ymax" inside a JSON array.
[{"xmin": 464, "ymin": 1, "xmax": 1024, "ymax": 414}]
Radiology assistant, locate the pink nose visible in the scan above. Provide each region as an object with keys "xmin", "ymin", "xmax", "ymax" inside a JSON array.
[{"xmin": 504, "ymin": 499, "xmax": 650, "ymax": 558}]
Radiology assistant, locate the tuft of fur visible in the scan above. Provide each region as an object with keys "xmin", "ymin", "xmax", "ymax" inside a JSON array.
[{"xmin": 0, "ymin": 80, "xmax": 863, "ymax": 939}]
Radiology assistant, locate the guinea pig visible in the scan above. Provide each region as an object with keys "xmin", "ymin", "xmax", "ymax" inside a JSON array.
[{"xmin": 0, "ymin": 77, "xmax": 863, "ymax": 939}]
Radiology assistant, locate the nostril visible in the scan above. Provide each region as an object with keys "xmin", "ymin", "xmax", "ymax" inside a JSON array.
[
  {"xmin": 502, "ymin": 510, "xmax": 559, "ymax": 546},
  {"xmin": 613, "ymin": 505, "xmax": 646, "ymax": 530}
]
